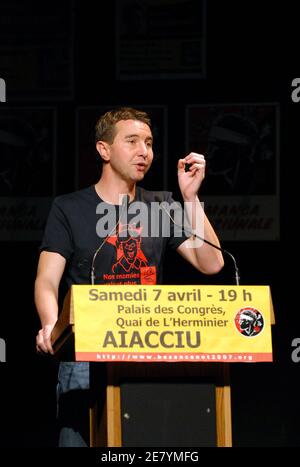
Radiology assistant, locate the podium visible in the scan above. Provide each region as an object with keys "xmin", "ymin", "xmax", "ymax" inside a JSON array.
[{"xmin": 52, "ymin": 284, "xmax": 274, "ymax": 447}]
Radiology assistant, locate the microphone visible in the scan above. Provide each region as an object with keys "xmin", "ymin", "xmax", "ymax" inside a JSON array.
[
  {"xmin": 90, "ymin": 194, "xmax": 129, "ymax": 285},
  {"xmin": 160, "ymin": 203, "xmax": 240, "ymax": 285}
]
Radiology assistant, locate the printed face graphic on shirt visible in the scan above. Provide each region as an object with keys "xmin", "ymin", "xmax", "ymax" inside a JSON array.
[
  {"xmin": 106, "ymin": 224, "xmax": 148, "ymax": 274},
  {"xmin": 102, "ymin": 223, "xmax": 156, "ymax": 284},
  {"xmin": 120, "ymin": 237, "xmax": 138, "ymax": 263}
]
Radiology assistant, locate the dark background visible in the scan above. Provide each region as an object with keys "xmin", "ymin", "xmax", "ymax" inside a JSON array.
[{"xmin": 0, "ymin": 0, "xmax": 299, "ymax": 447}]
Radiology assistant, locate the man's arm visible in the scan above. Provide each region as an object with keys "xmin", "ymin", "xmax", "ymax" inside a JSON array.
[
  {"xmin": 35, "ymin": 251, "xmax": 66, "ymax": 354},
  {"xmin": 176, "ymin": 152, "xmax": 224, "ymax": 275}
]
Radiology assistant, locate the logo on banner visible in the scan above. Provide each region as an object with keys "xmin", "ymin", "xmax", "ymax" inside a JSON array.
[{"xmin": 234, "ymin": 307, "xmax": 264, "ymax": 337}]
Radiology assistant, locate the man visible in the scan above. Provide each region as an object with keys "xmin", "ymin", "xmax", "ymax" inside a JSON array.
[{"xmin": 35, "ymin": 107, "xmax": 224, "ymax": 446}]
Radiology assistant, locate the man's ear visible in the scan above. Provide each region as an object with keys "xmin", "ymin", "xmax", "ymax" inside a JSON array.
[{"xmin": 96, "ymin": 141, "xmax": 110, "ymax": 162}]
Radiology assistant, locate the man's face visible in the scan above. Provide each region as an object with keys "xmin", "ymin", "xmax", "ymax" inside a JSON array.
[{"xmin": 105, "ymin": 119, "xmax": 154, "ymax": 183}]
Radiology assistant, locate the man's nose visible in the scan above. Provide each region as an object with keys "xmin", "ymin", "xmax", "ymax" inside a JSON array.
[{"xmin": 137, "ymin": 141, "xmax": 148, "ymax": 158}]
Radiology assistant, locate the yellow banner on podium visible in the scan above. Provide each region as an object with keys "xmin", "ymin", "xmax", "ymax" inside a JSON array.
[{"xmin": 72, "ymin": 285, "xmax": 274, "ymax": 363}]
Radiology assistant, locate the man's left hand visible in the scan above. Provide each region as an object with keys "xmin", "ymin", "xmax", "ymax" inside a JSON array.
[{"xmin": 177, "ymin": 152, "xmax": 206, "ymax": 201}]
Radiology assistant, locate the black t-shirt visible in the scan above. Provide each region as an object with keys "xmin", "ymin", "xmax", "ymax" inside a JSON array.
[{"xmin": 40, "ymin": 185, "xmax": 188, "ymax": 289}]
